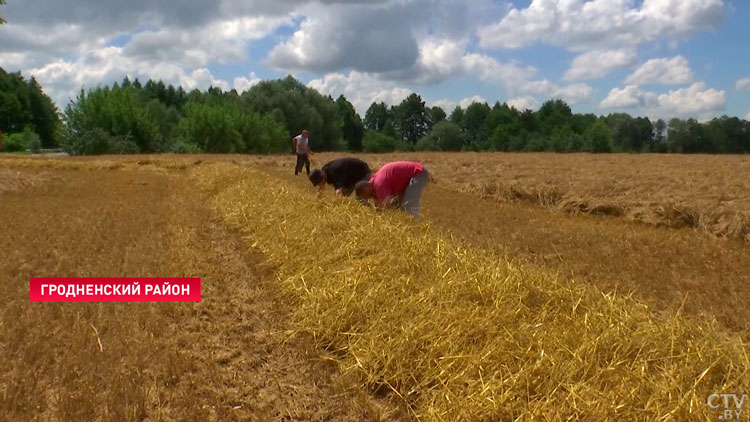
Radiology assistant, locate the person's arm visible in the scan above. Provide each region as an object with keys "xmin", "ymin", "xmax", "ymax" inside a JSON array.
[
  {"xmin": 292, "ymin": 137, "xmax": 297, "ymax": 154},
  {"xmin": 332, "ymin": 180, "xmax": 344, "ymax": 196},
  {"xmin": 371, "ymin": 185, "xmax": 392, "ymax": 211},
  {"xmin": 372, "ymin": 193, "xmax": 397, "ymax": 212},
  {"xmin": 379, "ymin": 196, "xmax": 395, "ymax": 210}
]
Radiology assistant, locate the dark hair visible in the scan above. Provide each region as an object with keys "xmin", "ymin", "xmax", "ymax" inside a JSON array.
[
  {"xmin": 354, "ymin": 180, "xmax": 372, "ymax": 197},
  {"xmin": 309, "ymin": 169, "xmax": 325, "ymax": 186}
]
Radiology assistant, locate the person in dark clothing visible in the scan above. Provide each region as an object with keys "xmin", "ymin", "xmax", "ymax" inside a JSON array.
[{"xmin": 309, "ymin": 157, "xmax": 372, "ymax": 196}]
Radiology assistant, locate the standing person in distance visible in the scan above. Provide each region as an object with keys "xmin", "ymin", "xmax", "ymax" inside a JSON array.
[
  {"xmin": 309, "ymin": 157, "xmax": 372, "ymax": 196},
  {"xmin": 292, "ymin": 129, "xmax": 312, "ymax": 176},
  {"xmin": 355, "ymin": 161, "xmax": 430, "ymax": 219}
]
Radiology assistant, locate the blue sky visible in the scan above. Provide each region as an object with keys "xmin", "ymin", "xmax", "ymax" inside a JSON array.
[{"xmin": 1, "ymin": 0, "xmax": 748, "ymax": 120}]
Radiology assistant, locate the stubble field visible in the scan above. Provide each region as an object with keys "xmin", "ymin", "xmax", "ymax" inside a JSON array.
[{"xmin": 1, "ymin": 152, "xmax": 748, "ymax": 421}]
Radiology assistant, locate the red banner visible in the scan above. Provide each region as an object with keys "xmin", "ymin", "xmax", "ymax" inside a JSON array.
[{"xmin": 30, "ymin": 277, "xmax": 201, "ymax": 302}]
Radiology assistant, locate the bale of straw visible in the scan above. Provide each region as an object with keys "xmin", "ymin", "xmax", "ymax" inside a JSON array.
[{"xmin": 196, "ymin": 162, "xmax": 749, "ymax": 421}]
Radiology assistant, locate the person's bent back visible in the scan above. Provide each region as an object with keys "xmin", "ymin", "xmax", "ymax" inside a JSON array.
[
  {"xmin": 309, "ymin": 157, "xmax": 371, "ymax": 196},
  {"xmin": 355, "ymin": 161, "xmax": 429, "ymax": 219}
]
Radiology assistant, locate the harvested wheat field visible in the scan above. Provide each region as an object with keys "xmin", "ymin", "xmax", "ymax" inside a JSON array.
[
  {"xmin": 0, "ymin": 156, "xmax": 401, "ymax": 422},
  {"xmin": 1, "ymin": 153, "xmax": 749, "ymax": 422},
  {"xmin": 246, "ymin": 152, "xmax": 750, "ymax": 241}
]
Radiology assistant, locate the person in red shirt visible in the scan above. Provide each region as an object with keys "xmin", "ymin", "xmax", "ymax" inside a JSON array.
[{"xmin": 355, "ymin": 161, "xmax": 430, "ymax": 219}]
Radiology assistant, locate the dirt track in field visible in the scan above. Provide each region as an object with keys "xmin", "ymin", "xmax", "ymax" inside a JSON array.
[
  {"xmin": 0, "ymin": 165, "xmax": 401, "ymax": 421},
  {"xmin": 262, "ymin": 160, "xmax": 750, "ymax": 335}
]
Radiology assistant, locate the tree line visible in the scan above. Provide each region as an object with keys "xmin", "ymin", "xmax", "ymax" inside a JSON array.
[
  {"xmin": 1, "ymin": 66, "xmax": 749, "ymax": 155},
  {"xmin": 0, "ymin": 68, "xmax": 59, "ymax": 152},
  {"xmin": 363, "ymin": 95, "xmax": 750, "ymax": 154}
]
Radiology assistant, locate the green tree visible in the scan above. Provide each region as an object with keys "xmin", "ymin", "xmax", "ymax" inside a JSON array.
[
  {"xmin": 0, "ymin": 0, "xmax": 6, "ymax": 25},
  {"xmin": 605, "ymin": 113, "xmax": 652, "ymax": 152},
  {"xmin": 1, "ymin": 127, "xmax": 40, "ymax": 152},
  {"xmin": 62, "ymin": 85, "xmax": 161, "ymax": 153},
  {"xmin": 242, "ymin": 75, "xmax": 342, "ymax": 151},
  {"xmin": 139, "ymin": 79, "xmax": 187, "ymax": 110},
  {"xmin": 144, "ymin": 99, "xmax": 180, "ymax": 151},
  {"xmin": 528, "ymin": 136, "xmax": 550, "ymax": 152},
  {"xmin": 336, "ymin": 95, "xmax": 364, "ymax": 151},
  {"xmin": 484, "ymin": 103, "xmax": 519, "ymax": 140},
  {"xmin": 462, "ymin": 101, "xmax": 491, "ymax": 149},
  {"xmin": 449, "ymin": 105, "xmax": 464, "ymax": 127},
  {"xmin": 177, "ymin": 101, "xmax": 286, "ymax": 154},
  {"xmin": 382, "ymin": 120, "xmax": 398, "ymax": 139},
  {"xmin": 364, "ymin": 102, "xmax": 390, "ymax": 132},
  {"xmin": 667, "ymin": 118, "xmax": 713, "ymax": 153},
  {"xmin": 536, "ymin": 99, "xmax": 572, "ymax": 137},
  {"xmin": 393, "ymin": 93, "xmax": 429, "ymax": 144},
  {"xmin": 633, "ymin": 117, "xmax": 654, "ymax": 152},
  {"xmin": 706, "ymin": 116, "xmax": 748, "ymax": 153},
  {"xmin": 667, "ymin": 118, "xmax": 688, "ymax": 153},
  {"xmin": 0, "ymin": 67, "xmax": 60, "ymax": 146},
  {"xmin": 235, "ymin": 111, "xmax": 289, "ymax": 153},
  {"xmin": 653, "ymin": 119, "xmax": 667, "ymax": 152},
  {"xmin": 584, "ymin": 119, "xmax": 613, "ymax": 153},
  {"xmin": 518, "ymin": 109, "xmax": 539, "ymax": 134},
  {"xmin": 490, "ymin": 126, "xmax": 510, "ymax": 151},
  {"xmin": 63, "ymin": 127, "xmax": 139, "ymax": 155},
  {"xmin": 684, "ymin": 118, "xmax": 711, "ymax": 153},
  {"xmin": 416, "ymin": 121, "xmax": 463, "ymax": 151},
  {"xmin": 27, "ymin": 76, "xmax": 60, "ymax": 147},
  {"xmin": 549, "ymin": 125, "xmax": 575, "ymax": 152},
  {"xmin": 362, "ymin": 131, "xmax": 408, "ymax": 153},
  {"xmin": 429, "ymin": 106, "xmax": 446, "ymax": 127},
  {"xmin": 0, "ymin": 89, "xmax": 28, "ymax": 133}
]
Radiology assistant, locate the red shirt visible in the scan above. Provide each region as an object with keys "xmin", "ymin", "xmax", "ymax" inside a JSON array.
[{"xmin": 370, "ymin": 161, "xmax": 423, "ymax": 203}]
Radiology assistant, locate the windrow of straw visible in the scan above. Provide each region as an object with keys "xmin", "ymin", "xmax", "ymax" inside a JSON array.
[
  {"xmin": 194, "ymin": 162, "xmax": 749, "ymax": 422},
  {"xmin": 0, "ymin": 167, "xmax": 57, "ymax": 193},
  {"xmin": 0, "ymin": 156, "xmax": 123, "ymax": 170},
  {"xmin": 0, "ymin": 155, "xmax": 206, "ymax": 172},
  {"xmin": 469, "ymin": 180, "xmax": 750, "ymax": 242}
]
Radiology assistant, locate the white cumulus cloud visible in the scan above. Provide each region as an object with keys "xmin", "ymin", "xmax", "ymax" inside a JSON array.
[
  {"xmin": 429, "ymin": 96, "xmax": 491, "ymax": 114},
  {"xmin": 624, "ymin": 56, "xmax": 694, "ymax": 85},
  {"xmin": 459, "ymin": 96, "xmax": 488, "ymax": 108},
  {"xmin": 564, "ymin": 49, "xmax": 638, "ymax": 81},
  {"xmin": 233, "ymin": 72, "xmax": 262, "ymax": 93},
  {"xmin": 736, "ymin": 77, "xmax": 750, "ymax": 91},
  {"xmin": 429, "ymin": 99, "xmax": 458, "ymax": 113},
  {"xmin": 507, "ymin": 96, "xmax": 540, "ymax": 111},
  {"xmin": 478, "ymin": 0, "xmax": 725, "ymax": 51},
  {"xmin": 307, "ymin": 71, "xmax": 412, "ymax": 115},
  {"xmin": 267, "ymin": 0, "xmax": 507, "ymax": 75},
  {"xmin": 601, "ymin": 82, "xmax": 725, "ymax": 118},
  {"xmin": 2, "ymin": 0, "xmax": 295, "ymax": 69},
  {"xmin": 122, "ymin": 16, "xmax": 290, "ymax": 68},
  {"xmin": 600, "ymin": 85, "xmax": 659, "ymax": 108},
  {"xmin": 519, "ymin": 80, "xmax": 596, "ymax": 105},
  {"xmin": 27, "ymin": 47, "xmax": 230, "ymax": 106},
  {"xmin": 657, "ymin": 82, "xmax": 725, "ymax": 115}
]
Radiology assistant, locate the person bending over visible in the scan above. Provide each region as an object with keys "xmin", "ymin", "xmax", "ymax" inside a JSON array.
[
  {"xmin": 292, "ymin": 129, "xmax": 312, "ymax": 175},
  {"xmin": 355, "ymin": 161, "xmax": 429, "ymax": 219},
  {"xmin": 309, "ymin": 157, "xmax": 372, "ymax": 196}
]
